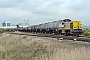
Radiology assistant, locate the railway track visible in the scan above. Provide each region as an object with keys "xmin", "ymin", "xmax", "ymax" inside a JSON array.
[{"xmin": 10, "ymin": 32, "xmax": 90, "ymax": 42}]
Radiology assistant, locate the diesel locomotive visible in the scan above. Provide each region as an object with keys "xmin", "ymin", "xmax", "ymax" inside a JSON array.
[{"xmin": 18, "ymin": 19, "xmax": 83, "ymax": 36}]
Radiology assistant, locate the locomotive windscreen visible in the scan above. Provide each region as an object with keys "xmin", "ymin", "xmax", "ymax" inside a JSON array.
[{"xmin": 63, "ymin": 19, "xmax": 71, "ymax": 22}]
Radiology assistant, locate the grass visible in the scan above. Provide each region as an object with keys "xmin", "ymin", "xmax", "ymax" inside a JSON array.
[
  {"xmin": 0, "ymin": 28, "xmax": 6, "ymax": 33},
  {"xmin": 82, "ymin": 29, "xmax": 90, "ymax": 36},
  {"xmin": 83, "ymin": 30, "xmax": 90, "ymax": 36},
  {"xmin": 0, "ymin": 33, "xmax": 90, "ymax": 60}
]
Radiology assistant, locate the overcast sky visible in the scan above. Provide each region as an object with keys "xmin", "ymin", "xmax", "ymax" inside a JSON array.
[{"xmin": 0, "ymin": 0, "xmax": 90, "ymax": 26}]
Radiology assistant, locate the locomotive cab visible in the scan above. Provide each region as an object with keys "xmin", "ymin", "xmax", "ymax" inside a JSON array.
[{"xmin": 72, "ymin": 21, "xmax": 83, "ymax": 36}]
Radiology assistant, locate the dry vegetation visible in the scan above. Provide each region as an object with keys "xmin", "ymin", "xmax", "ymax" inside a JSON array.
[
  {"xmin": 0, "ymin": 33, "xmax": 90, "ymax": 60},
  {"xmin": 0, "ymin": 28, "xmax": 6, "ymax": 33}
]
